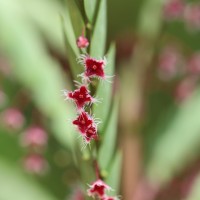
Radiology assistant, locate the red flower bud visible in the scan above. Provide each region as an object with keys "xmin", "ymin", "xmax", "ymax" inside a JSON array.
[{"xmin": 76, "ymin": 36, "xmax": 89, "ymax": 48}]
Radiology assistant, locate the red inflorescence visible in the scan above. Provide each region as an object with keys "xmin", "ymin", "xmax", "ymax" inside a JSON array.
[
  {"xmin": 76, "ymin": 35, "xmax": 89, "ymax": 48},
  {"xmin": 87, "ymin": 179, "xmax": 111, "ymax": 198},
  {"xmin": 73, "ymin": 111, "xmax": 98, "ymax": 143},
  {"xmin": 78, "ymin": 55, "xmax": 106, "ymax": 80},
  {"xmin": 63, "ymin": 30, "xmax": 120, "ymax": 199},
  {"xmin": 64, "ymin": 85, "xmax": 93, "ymax": 110}
]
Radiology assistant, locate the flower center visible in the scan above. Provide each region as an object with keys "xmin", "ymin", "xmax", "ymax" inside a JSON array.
[
  {"xmin": 92, "ymin": 65, "xmax": 97, "ymax": 70},
  {"xmin": 88, "ymin": 129, "xmax": 93, "ymax": 134},
  {"xmin": 79, "ymin": 94, "xmax": 84, "ymax": 98},
  {"xmin": 81, "ymin": 120, "xmax": 85, "ymax": 124}
]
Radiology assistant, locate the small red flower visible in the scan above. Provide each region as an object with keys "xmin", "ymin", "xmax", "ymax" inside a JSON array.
[
  {"xmin": 87, "ymin": 179, "xmax": 111, "ymax": 198},
  {"xmin": 0, "ymin": 108, "xmax": 25, "ymax": 130},
  {"xmin": 84, "ymin": 125, "xmax": 98, "ymax": 143},
  {"xmin": 76, "ymin": 36, "xmax": 89, "ymax": 48},
  {"xmin": 163, "ymin": 0, "xmax": 184, "ymax": 20},
  {"xmin": 72, "ymin": 111, "xmax": 93, "ymax": 134},
  {"xmin": 184, "ymin": 4, "xmax": 200, "ymax": 31},
  {"xmin": 23, "ymin": 154, "xmax": 48, "ymax": 175},
  {"xmin": 63, "ymin": 85, "xmax": 94, "ymax": 110},
  {"xmin": 78, "ymin": 55, "xmax": 107, "ymax": 80},
  {"xmin": 21, "ymin": 126, "xmax": 48, "ymax": 148},
  {"xmin": 158, "ymin": 46, "xmax": 184, "ymax": 81}
]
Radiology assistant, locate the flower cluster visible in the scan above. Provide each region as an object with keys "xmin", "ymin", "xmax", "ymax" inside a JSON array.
[
  {"xmin": 163, "ymin": 0, "xmax": 200, "ymax": 31},
  {"xmin": 63, "ymin": 51, "xmax": 107, "ymax": 144},
  {"xmin": 63, "ymin": 35, "xmax": 119, "ymax": 200},
  {"xmin": 0, "ymin": 104, "xmax": 48, "ymax": 174},
  {"xmin": 21, "ymin": 125, "xmax": 48, "ymax": 175},
  {"xmin": 157, "ymin": 45, "xmax": 200, "ymax": 103}
]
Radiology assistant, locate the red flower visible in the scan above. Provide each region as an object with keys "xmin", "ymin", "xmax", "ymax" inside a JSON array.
[
  {"xmin": 73, "ymin": 112, "xmax": 98, "ymax": 144},
  {"xmin": 23, "ymin": 154, "xmax": 48, "ymax": 175},
  {"xmin": 0, "ymin": 108, "xmax": 25, "ymax": 131},
  {"xmin": 184, "ymin": 4, "xmax": 200, "ymax": 31},
  {"xmin": 87, "ymin": 179, "xmax": 111, "ymax": 198},
  {"xmin": 76, "ymin": 36, "xmax": 89, "ymax": 48},
  {"xmin": 78, "ymin": 55, "xmax": 107, "ymax": 80},
  {"xmin": 21, "ymin": 126, "xmax": 48, "ymax": 147},
  {"xmin": 63, "ymin": 85, "xmax": 94, "ymax": 110},
  {"xmin": 72, "ymin": 111, "xmax": 93, "ymax": 134},
  {"xmin": 84, "ymin": 125, "xmax": 98, "ymax": 143},
  {"xmin": 163, "ymin": 0, "xmax": 184, "ymax": 20},
  {"xmin": 158, "ymin": 46, "xmax": 184, "ymax": 81}
]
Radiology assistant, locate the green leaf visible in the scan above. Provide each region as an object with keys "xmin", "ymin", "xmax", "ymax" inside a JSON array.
[
  {"xmin": 66, "ymin": 0, "xmax": 84, "ymax": 38},
  {"xmin": 147, "ymin": 91, "xmax": 200, "ymax": 185},
  {"xmin": 137, "ymin": 0, "xmax": 165, "ymax": 38},
  {"xmin": 0, "ymin": 160, "xmax": 58, "ymax": 200},
  {"xmin": 90, "ymin": 0, "xmax": 107, "ymax": 57},
  {"xmin": 84, "ymin": 0, "xmax": 97, "ymax": 23},
  {"xmin": 106, "ymin": 151, "xmax": 122, "ymax": 195},
  {"xmin": 60, "ymin": 15, "xmax": 82, "ymax": 79},
  {"xmin": 59, "ymin": 4, "xmax": 79, "ymax": 57},
  {"xmin": 0, "ymin": 0, "xmax": 77, "ymax": 150},
  {"xmin": 93, "ymin": 43, "xmax": 116, "ymax": 132},
  {"xmin": 98, "ymin": 95, "xmax": 119, "ymax": 170}
]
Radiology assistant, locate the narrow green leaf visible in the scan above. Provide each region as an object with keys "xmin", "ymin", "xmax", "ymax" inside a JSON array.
[
  {"xmin": 84, "ymin": 0, "xmax": 97, "ymax": 23},
  {"xmin": 147, "ymin": 91, "xmax": 200, "ymax": 185},
  {"xmin": 66, "ymin": 0, "xmax": 84, "ymax": 37},
  {"xmin": 93, "ymin": 43, "xmax": 116, "ymax": 132},
  {"xmin": 106, "ymin": 151, "xmax": 122, "ymax": 195},
  {"xmin": 60, "ymin": 15, "xmax": 82, "ymax": 79},
  {"xmin": 0, "ymin": 160, "xmax": 58, "ymax": 200},
  {"xmin": 0, "ymin": 0, "xmax": 77, "ymax": 150},
  {"xmin": 60, "ymin": 4, "xmax": 79, "ymax": 57},
  {"xmin": 98, "ymin": 95, "xmax": 119, "ymax": 170},
  {"xmin": 137, "ymin": 0, "xmax": 165, "ymax": 38},
  {"xmin": 90, "ymin": 0, "xmax": 107, "ymax": 57}
]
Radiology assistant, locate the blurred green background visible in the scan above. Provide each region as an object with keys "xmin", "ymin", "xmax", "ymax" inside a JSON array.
[{"xmin": 1, "ymin": 0, "xmax": 200, "ymax": 200}]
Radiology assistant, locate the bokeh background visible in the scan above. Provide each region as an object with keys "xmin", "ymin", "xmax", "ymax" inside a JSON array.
[{"xmin": 1, "ymin": 0, "xmax": 200, "ymax": 200}]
